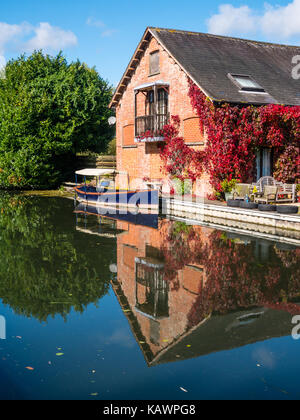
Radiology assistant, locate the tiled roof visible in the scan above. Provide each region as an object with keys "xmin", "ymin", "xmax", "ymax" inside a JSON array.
[
  {"xmin": 151, "ymin": 28, "xmax": 300, "ymax": 106},
  {"xmin": 110, "ymin": 27, "xmax": 300, "ymax": 107}
]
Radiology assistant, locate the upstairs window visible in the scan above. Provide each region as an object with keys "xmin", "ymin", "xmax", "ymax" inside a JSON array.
[
  {"xmin": 228, "ymin": 74, "xmax": 265, "ymax": 93},
  {"xmin": 145, "ymin": 88, "xmax": 168, "ymax": 116},
  {"xmin": 158, "ymin": 89, "xmax": 168, "ymax": 115},
  {"xmin": 146, "ymin": 90, "xmax": 155, "ymax": 115},
  {"xmin": 149, "ymin": 51, "xmax": 160, "ymax": 76}
]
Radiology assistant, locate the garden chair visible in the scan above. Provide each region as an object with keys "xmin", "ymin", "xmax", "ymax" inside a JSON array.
[
  {"xmin": 254, "ymin": 185, "xmax": 278, "ymax": 204},
  {"xmin": 275, "ymin": 183, "xmax": 296, "ymax": 203}
]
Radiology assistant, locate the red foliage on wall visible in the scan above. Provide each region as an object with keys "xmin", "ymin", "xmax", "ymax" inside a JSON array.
[
  {"xmin": 273, "ymin": 145, "xmax": 300, "ymax": 183},
  {"xmin": 159, "ymin": 116, "xmax": 204, "ymax": 183},
  {"xmin": 187, "ymin": 79, "xmax": 300, "ymax": 192}
]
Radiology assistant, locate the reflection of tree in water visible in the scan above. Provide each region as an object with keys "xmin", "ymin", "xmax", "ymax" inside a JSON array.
[
  {"xmin": 0, "ymin": 194, "xmax": 114, "ymax": 322},
  {"xmin": 160, "ymin": 222, "xmax": 300, "ymax": 328}
]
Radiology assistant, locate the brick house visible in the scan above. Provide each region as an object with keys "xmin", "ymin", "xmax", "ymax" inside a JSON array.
[{"xmin": 110, "ymin": 27, "xmax": 300, "ymax": 196}]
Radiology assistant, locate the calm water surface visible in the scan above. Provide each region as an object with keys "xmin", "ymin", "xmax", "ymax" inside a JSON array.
[{"xmin": 0, "ymin": 193, "xmax": 299, "ymax": 400}]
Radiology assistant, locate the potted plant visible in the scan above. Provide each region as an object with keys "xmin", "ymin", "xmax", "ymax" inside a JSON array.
[{"xmin": 220, "ymin": 179, "xmax": 238, "ymax": 201}]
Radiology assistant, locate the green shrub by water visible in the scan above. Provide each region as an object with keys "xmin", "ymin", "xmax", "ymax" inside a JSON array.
[{"xmin": 0, "ymin": 52, "xmax": 114, "ymax": 189}]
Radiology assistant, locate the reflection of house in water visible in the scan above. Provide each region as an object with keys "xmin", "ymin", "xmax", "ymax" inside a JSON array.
[
  {"xmin": 135, "ymin": 256, "xmax": 169, "ymax": 321},
  {"xmin": 112, "ymin": 220, "xmax": 295, "ymax": 367}
]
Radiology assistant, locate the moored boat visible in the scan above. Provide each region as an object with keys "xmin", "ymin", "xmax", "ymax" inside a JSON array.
[{"xmin": 74, "ymin": 169, "xmax": 159, "ymax": 211}]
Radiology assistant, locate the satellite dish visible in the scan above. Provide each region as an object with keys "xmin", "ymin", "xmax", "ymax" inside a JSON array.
[
  {"xmin": 109, "ymin": 264, "xmax": 118, "ymax": 274},
  {"xmin": 108, "ymin": 116, "xmax": 116, "ymax": 126}
]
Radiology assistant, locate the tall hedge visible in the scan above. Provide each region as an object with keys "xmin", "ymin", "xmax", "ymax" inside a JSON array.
[{"xmin": 0, "ymin": 52, "xmax": 114, "ymax": 189}]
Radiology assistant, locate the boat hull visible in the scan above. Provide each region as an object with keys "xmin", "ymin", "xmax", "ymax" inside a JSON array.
[
  {"xmin": 75, "ymin": 203, "xmax": 159, "ymax": 229},
  {"xmin": 75, "ymin": 186, "xmax": 159, "ymax": 210}
]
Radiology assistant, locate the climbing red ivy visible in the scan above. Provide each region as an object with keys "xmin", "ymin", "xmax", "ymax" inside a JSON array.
[
  {"xmin": 159, "ymin": 115, "xmax": 204, "ymax": 183},
  {"xmin": 187, "ymin": 79, "xmax": 300, "ymax": 193}
]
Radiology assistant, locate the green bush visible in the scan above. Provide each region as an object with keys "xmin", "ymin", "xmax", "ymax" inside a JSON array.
[
  {"xmin": 0, "ymin": 52, "xmax": 114, "ymax": 189},
  {"xmin": 220, "ymin": 179, "xmax": 238, "ymax": 193},
  {"xmin": 106, "ymin": 138, "xmax": 116, "ymax": 155}
]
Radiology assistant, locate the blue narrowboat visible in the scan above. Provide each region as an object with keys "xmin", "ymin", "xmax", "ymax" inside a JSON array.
[{"xmin": 74, "ymin": 169, "xmax": 159, "ymax": 211}]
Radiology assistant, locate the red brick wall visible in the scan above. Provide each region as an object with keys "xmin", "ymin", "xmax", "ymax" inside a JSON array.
[
  {"xmin": 183, "ymin": 117, "xmax": 204, "ymax": 144},
  {"xmin": 115, "ymin": 34, "xmax": 212, "ymax": 195},
  {"xmin": 123, "ymin": 124, "xmax": 135, "ymax": 147}
]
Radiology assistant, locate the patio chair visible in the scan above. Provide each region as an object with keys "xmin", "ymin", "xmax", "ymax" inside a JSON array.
[
  {"xmin": 254, "ymin": 185, "xmax": 278, "ymax": 205},
  {"xmin": 258, "ymin": 176, "xmax": 276, "ymax": 189},
  {"xmin": 275, "ymin": 183, "xmax": 297, "ymax": 203}
]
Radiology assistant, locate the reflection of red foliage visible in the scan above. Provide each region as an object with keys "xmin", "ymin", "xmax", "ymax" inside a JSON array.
[
  {"xmin": 160, "ymin": 224, "xmax": 200, "ymax": 290},
  {"xmin": 263, "ymin": 302, "xmax": 300, "ymax": 316},
  {"xmin": 159, "ymin": 222, "xmax": 300, "ymax": 328}
]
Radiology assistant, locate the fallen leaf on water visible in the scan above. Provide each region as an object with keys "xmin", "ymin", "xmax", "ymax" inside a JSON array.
[
  {"xmin": 25, "ymin": 367, "xmax": 34, "ymax": 371},
  {"xmin": 90, "ymin": 393, "xmax": 99, "ymax": 397},
  {"xmin": 16, "ymin": 336, "xmax": 22, "ymax": 340},
  {"xmin": 180, "ymin": 387, "xmax": 188, "ymax": 393},
  {"xmin": 186, "ymin": 345, "xmax": 191, "ymax": 348},
  {"xmin": 56, "ymin": 353, "xmax": 64, "ymax": 357}
]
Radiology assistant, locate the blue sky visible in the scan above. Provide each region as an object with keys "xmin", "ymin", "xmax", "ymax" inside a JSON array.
[{"xmin": 1, "ymin": 0, "xmax": 300, "ymax": 86}]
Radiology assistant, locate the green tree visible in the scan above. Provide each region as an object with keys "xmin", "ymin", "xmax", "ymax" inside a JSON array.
[{"xmin": 0, "ymin": 51, "xmax": 114, "ymax": 189}]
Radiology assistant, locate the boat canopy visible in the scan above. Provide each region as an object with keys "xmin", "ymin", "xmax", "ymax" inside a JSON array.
[{"xmin": 75, "ymin": 169, "xmax": 117, "ymax": 177}]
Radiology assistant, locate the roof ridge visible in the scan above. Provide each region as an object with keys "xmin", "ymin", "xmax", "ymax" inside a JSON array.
[{"xmin": 149, "ymin": 27, "xmax": 300, "ymax": 49}]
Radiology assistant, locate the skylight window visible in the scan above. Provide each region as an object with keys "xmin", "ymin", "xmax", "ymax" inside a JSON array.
[{"xmin": 228, "ymin": 74, "xmax": 265, "ymax": 93}]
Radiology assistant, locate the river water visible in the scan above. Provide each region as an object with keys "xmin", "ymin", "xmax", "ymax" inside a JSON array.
[{"xmin": 0, "ymin": 193, "xmax": 299, "ymax": 400}]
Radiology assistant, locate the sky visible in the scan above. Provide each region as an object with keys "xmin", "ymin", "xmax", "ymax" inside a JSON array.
[{"xmin": 1, "ymin": 0, "xmax": 300, "ymax": 86}]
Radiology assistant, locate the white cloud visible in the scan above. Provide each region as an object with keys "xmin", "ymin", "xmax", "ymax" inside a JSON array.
[
  {"xmin": 86, "ymin": 17, "xmax": 105, "ymax": 28},
  {"xmin": 86, "ymin": 17, "xmax": 117, "ymax": 37},
  {"xmin": 0, "ymin": 21, "xmax": 77, "ymax": 64},
  {"xmin": 207, "ymin": 0, "xmax": 300, "ymax": 40},
  {"xmin": 101, "ymin": 29, "xmax": 118, "ymax": 38},
  {"xmin": 0, "ymin": 22, "xmax": 30, "ymax": 55},
  {"xmin": 0, "ymin": 56, "xmax": 6, "ymax": 68},
  {"xmin": 262, "ymin": 0, "xmax": 300, "ymax": 38},
  {"xmin": 0, "ymin": 56, "xmax": 6, "ymax": 78},
  {"xmin": 207, "ymin": 5, "xmax": 257, "ymax": 37},
  {"xmin": 25, "ymin": 22, "xmax": 77, "ymax": 51}
]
